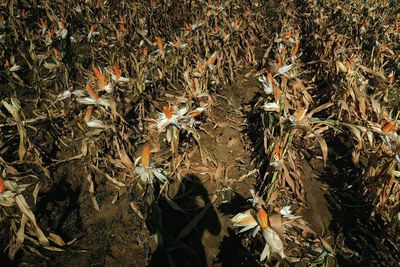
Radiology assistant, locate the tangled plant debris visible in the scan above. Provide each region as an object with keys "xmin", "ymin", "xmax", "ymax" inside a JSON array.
[{"xmin": 0, "ymin": 0, "xmax": 399, "ymax": 266}]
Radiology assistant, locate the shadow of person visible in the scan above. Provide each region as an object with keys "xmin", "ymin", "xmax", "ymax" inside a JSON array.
[
  {"xmin": 216, "ymin": 228, "xmax": 259, "ymax": 267},
  {"xmin": 148, "ymin": 174, "xmax": 221, "ymax": 267},
  {"xmin": 215, "ymin": 192, "xmax": 259, "ymax": 267}
]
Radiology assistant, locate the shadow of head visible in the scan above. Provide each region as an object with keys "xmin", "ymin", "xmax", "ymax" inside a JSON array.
[{"xmin": 148, "ymin": 174, "xmax": 221, "ymax": 267}]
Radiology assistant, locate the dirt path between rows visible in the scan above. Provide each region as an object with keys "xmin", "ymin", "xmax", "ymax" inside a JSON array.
[{"xmin": 147, "ymin": 75, "xmax": 260, "ymax": 266}]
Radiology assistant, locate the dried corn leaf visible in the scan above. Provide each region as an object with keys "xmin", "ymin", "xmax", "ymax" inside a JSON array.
[
  {"xmin": 43, "ymin": 246, "xmax": 64, "ymax": 252},
  {"xmin": 227, "ymin": 138, "xmax": 239, "ymax": 148},
  {"xmin": 307, "ymin": 103, "xmax": 333, "ymax": 118},
  {"xmin": 90, "ymin": 195, "xmax": 100, "ymax": 211},
  {"xmin": 114, "ymin": 139, "xmax": 134, "ymax": 168},
  {"xmin": 15, "ymin": 194, "xmax": 49, "ymax": 246},
  {"xmin": 2, "ymin": 99, "xmax": 27, "ymax": 161},
  {"xmin": 86, "ymin": 174, "xmax": 95, "ymax": 193},
  {"xmin": 130, "ymin": 201, "xmax": 144, "ymax": 220},
  {"xmin": 261, "ymin": 227, "xmax": 285, "ymax": 260},
  {"xmin": 9, "ymin": 214, "xmax": 28, "ymax": 259},
  {"xmin": 282, "ymin": 165, "xmax": 296, "ymax": 194},
  {"xmin": 316, "ymin": 136, "xmax": 328, "ymax": 166},
  {"xmin": 269, "ymin": 213, "xmax": 284, "ymax": 239},
  {"xmin": 104, "ymin": 172, "xmax": 126, "ymax": 188},
  {"xmin": 32, "ymin": 182, "xmax": 41, "ymax": 204},
  {"xmin": 48, "ymin": 233, "xmax": 66, "ymax": 246}
]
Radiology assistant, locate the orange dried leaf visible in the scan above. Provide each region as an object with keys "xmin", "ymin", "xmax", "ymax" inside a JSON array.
[
  {"xmin": 274, "ymin": 147, "xmax": 281, "ymax": 158},
  {"xmin": 208, "ymin": 52, "xmax": 218, "ymax": 65},
  {"xmin": 388, "ymin": 73, "xmax": 395, "ymax": 84},
  {"xmin": 113, "ymin": 64, "xmax": 121, "ymax": 80},
  {"xmin": 267, "ymin": 72, "xmax": 274, "ymax": 91},
  {"xmin": 277, "ymin": 54, "xmax": 282, "ymax": 70},
  {"xmin": 189, "ymin": 110, "xmax": 201, "ymax": 118},
  {"xmin": 0, "ymin": 176, "xmax": 4, "ymax": 194},
  {"xmin": 382, "ymin": 121, "xmax": 395, "ymax": 133},
  {"xmin": 234, "ymin": 18, "xmax": 239, "ymax": 29},
  {"xmin": 156, "ymin": 36, "xmax": 164, "ymax": 53},
  {"xmin": 83, "ymin": 106, "xmax": 93, "ymax": 122},
  {"xmin": 184, "ymin": 22, "xmax": 192, "ymax": 30},
  {"xmin": 291, "ymin": 42, "xmax": 299, "ymax": 57},
  {"xmin": 274, "ymin": 87, "xmax": 281, "ymax": 102},
  {"xmin": 119, "ymin": 24, "xmax": 126, "ymax": 33},
  {"xmin": 86, "ymin": 84, "xmax": 99, "ymax": 101},
  {"xmin": 93, "ymin": 67, "xmax": 107, "ymax": 87},
  {"xmin": 142, "ymin": 144, "xmax": 151, "ymax": 167},
  {"xmin": 295, "ymin": 108, "xmax": 306, "ymax": 121},
  {"xmin": 163, "ymin": 106, "xmax": 172, "ymax": 119}
]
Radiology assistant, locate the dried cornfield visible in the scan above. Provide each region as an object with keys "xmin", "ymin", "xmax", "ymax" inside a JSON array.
[{"xmin": 0, "ymin": 0, "xmax": 399, "ymax": 266}]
